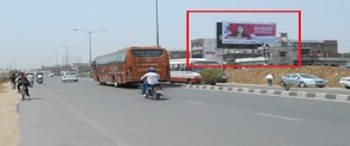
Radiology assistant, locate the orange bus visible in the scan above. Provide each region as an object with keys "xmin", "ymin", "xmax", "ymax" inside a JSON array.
[{"xmin": 92, "ymin": 46, "xmax": 170, "ymax": 86}]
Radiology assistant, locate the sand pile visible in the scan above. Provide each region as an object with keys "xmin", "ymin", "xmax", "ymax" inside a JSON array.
[{"xmin": 226, "ymin": 66, "xmax": 350, "ymax": 88}]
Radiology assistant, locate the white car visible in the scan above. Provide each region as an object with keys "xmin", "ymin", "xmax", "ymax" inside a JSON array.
[
  {"xmin": 61, "ymin": 71, "xmax": 78, "ymax": 82},
  {"xmin": 339, "ymin": 77, "xmax": 350, "ymax": 89}
]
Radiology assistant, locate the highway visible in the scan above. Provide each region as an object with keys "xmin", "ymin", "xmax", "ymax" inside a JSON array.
[{"xmin": 19, "ymin": 78, "xmax": 350, "ymax": 146}]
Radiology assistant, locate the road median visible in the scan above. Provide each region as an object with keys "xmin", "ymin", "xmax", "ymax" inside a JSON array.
[{"xmin": 184, "ymin": 84, "xmax": 350, "ymax": 103}]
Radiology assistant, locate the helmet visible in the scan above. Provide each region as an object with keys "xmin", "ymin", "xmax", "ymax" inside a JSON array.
[{"xmin": 148, "ymin": 67, "xmax": 156, "ymax": 72}]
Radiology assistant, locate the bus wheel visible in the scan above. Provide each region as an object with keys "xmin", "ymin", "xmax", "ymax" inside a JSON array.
[{"xmin": 112, "ymin": 78, "xmax": 118, "ymax": 87}]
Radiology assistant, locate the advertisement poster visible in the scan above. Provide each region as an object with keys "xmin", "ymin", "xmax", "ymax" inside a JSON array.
[{"xmin": 222, "ymin": 22, "xmax": 276, "ymax": 45}]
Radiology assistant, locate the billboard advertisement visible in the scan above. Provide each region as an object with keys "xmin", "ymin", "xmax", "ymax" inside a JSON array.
[
  {"xmin": 222, "ymin": 22, "xmax": 276, "ymax": 45},
  {"xmin": 217, "ymin": 22, "xmax": 276, "ymax": 48}
]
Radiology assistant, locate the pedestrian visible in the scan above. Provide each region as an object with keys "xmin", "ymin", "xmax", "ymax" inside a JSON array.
[
  {"xmin": 9, "ymin": 73, "xmax": 17, "ymax": 89},
  {"xmin": 265, "ymin": 73, "xmax": 274, "ymax": 87}
]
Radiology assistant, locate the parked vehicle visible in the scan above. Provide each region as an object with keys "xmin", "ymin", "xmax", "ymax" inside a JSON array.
[
  {"xmin": 339, "ymin": 77, "xmax": 350, "ymax": 89},
  {"xmin": 61, "ymin": 71, "xmax": 78, "ymax": 82},
  {"xmin": 280, "ymin": 73, "xmax": 327, "ymax": 88},
  {"xmin": 49, "ymin": 72, "xmax": 55, "ymax": 77},
  {"xmin": 93, "ymin": 46, "xmax": 170, "ymax": 86}
]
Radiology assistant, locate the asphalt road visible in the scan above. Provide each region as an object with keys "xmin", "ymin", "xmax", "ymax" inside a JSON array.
[
  {"xmin": 217, "ymin": 83, "xmax": 350, "ymax": 95},
  {"xmin": 19, "ymin": 78, "xmax": 350, "ymax": 146}
]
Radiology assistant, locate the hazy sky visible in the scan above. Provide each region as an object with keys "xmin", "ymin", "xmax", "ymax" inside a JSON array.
[{"xmin": 0, "ymin": 0, "xmax": 349, "ymax": 69}]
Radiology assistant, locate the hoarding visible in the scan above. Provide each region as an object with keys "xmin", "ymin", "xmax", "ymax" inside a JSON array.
[{"xmin": 217, "ymin": 22, "xmax": 276, "ymax": 48}]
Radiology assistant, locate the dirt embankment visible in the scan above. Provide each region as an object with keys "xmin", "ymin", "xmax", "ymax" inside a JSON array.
[
  {"xmin": 226, "ymin": 66, "xmax": 350, "ymax": 88},
  {"xmin": 0, "ymin": 82, "xmax": 20, "ymax": 146}
]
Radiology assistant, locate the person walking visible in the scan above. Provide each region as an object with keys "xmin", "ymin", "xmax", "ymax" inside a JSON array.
[{"xmin": 265, "ymin": 73, "xmax": 274, "ymax": 87}]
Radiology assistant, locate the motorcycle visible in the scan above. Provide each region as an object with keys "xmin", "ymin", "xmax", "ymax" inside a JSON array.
[
  {"xmin": 29, "ymin": 80, "xmax": 34, "ymax": 87},
  {"xmin": 36, "ymin": 78, "xmax": 43, "ymax": 84},
  {"xmin": 144, "ymin": 85, "xmax": 163, "ymax": 100},
  {"xmin": 20, "ymin": 85, "xmax": 28, "ymax": 101}
]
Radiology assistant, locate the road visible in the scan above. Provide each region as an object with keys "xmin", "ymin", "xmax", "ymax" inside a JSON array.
[
  {"xmin": 19, "ymin": 78, "xmax": 350, "ymax": 146},
  {"xmin": 217, "ymin": 83, "xmax": 350, "ymax": 95}
]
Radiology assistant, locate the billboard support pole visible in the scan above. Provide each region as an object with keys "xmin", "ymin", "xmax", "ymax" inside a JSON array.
[{"xmin": 263, "ymin": 44, "xmax": 268, "ymax": 65}]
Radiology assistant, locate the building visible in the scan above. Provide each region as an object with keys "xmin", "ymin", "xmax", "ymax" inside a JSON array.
[
  {"xmin": 191, "ymin": 38, "xmax": 259, "ymax": 64},
  {"xmin": 191, "ymin": 33, "xmax": 347, "ymax": 66},
  {"xmin": 270, "ymin": 33, "xmax": 346, "ymax": 66},
  {"xmin": 191, "ymin": 39, "xmax": 217, "ymax": 61},
  {"xmin": 169, "ymin": 50, "xmax": 187, "ymax": 59}
]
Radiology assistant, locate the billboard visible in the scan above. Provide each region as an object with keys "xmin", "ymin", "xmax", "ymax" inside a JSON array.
[{"xmin": 217, "ymin": 22, "xmax": 276, "ymax": 48}]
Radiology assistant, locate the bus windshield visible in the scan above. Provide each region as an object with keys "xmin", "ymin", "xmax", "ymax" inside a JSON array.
[{"xmin": 132, "ymin": 49, "xmax": 163, "ymax": 57}]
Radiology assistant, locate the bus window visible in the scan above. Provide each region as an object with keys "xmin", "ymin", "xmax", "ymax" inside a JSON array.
[{"xmin": 132, "ymin": 50, "xmax": 163, "ymax": 57}]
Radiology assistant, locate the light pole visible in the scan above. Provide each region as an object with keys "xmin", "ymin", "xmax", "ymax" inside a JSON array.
[
  {"xmin": 155, "ymin": 0, "xmax": 160, "ymax": 47},
  {"xmin": 55, "ymin": 52, "xmax": 58, "ymax": 67},
  {"xmin": 73, "ymin": 29, "xmax": 105, "ymax": 67},
  {"xmin": 59, "ymin": 45, "xmax": 70, "ymax": 66}
]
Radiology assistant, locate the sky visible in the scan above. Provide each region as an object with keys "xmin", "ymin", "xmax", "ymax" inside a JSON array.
[{"xmin": 0, "ymin": 0, "xmax": 349, "ymax": 69}]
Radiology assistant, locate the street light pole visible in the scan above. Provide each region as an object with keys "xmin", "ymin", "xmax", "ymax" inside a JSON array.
[
  {"xmin": 55, "ymin": 52, "xmax": 58, "ymax": 67},
  {"xmin": 155, "ymin": 0, "xmax": 160, "ymax": 47},
  {"xmin": 59, "ymin": 45, "xmax": 70, "ymax": 66},
  {"xmin": 89, "ymin": 32, "xmax": 92, "ymax": 65},
  {"xmin": 66, "ymin": 47, "xmax": 69, "ymax": 66},
  {"xmin": 73, "ymin": 29, "xmax": 105, "ymax": 67}
]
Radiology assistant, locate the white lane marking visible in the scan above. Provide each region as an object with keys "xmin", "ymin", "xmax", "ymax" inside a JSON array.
[
  {"xmin": 186, "ymin": 100, "xmax": 205, "ymax": 105},
  {"xmin": 256, "ymin": 112, "xmax": 301, "ymax": 122},
  {"xmin": 43, "ymin": 90, "xmax": 129, "ymax": 146}
]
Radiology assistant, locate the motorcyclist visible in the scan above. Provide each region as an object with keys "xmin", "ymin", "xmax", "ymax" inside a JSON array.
[
  {"xmin": 36, "ymin": 73, "xmax": 44, "ymax": 83},
  {"xmin": 27, "ymin": 73, "xmax": 34, "ymax": 87},
  {"xmin": 16, "ymin": 72, "xmax": 31, "ymax": 96},
  {"xmin": 10, "ymin": 73, "xmax": 17, "ymax": 89},
  {"xmin": 140, "ymin": 67, "xmax": 160, "ymax": 97}
]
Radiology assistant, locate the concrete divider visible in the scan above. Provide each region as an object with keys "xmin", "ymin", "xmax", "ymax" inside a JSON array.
[{"xmin": 183, "ymin": 84, "xmax": 350, "ymax": 103}]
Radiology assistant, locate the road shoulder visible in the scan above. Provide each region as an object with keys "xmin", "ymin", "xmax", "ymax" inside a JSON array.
[{"xmin": 0, "ymin": 82, "xmax": 20, "ymax": 146}]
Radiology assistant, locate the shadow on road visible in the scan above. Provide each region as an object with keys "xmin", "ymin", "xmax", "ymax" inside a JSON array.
[
  {"xmin": 102, "ymin": 83, "xmax": 183, "ymax": 90},
  {"xmin": 23, "ymin": 97, "xmax": 43, "ymax": 101},
  {"xmin": 143, "ymin": 96, "xmax": 171, "ymax": 101}
]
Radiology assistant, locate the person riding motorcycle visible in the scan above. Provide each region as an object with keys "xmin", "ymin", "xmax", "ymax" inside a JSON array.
[
  {"xmin": 10, "ymin": 73, "xmax": 17, "ymax": 89},
  {"xmin": 36, "ymin": 73, "xmax": 44, "ymax": 84},
  {"xmin": 140, "ymin": 67, "xmax": 160, "ymax": 97},
  {"xmin": 27, "ymin": 73, "xmax": 35, "ymax": 87},
  {"xmin": 16, "ymin": 72, "xmax": 31, "ymax": 97}
]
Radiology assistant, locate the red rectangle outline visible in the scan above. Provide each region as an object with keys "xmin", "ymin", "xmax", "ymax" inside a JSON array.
[{"xmin": 186, "ymin": 9, "xmax": 302, "ymax": 69}]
